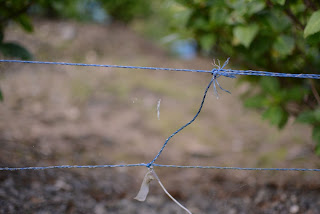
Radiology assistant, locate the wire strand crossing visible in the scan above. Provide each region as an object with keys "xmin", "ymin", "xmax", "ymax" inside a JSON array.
[{"xmin": 147, "ymin": 58, "xmax": 231, "ymax": 167}]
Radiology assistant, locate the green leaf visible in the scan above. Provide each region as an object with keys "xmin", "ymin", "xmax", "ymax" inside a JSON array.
[
  {"xmin": 260, "ymin": 77, "xmax": 280, "ymax": 95},
  {"xmin": 266, "ymin": 11, "xmax": 291, "ymax": 33},
  {"xmin": 209, "ymin": 7, "xmax": 228, "ymax": 26},
  {"xmin": 304, "ymin": 10, "xmax": 320, "ymax": 38},
  {"xmin": 15, "ymin": 14, "xmax": 33, "ymax": 33},
  {"xmin": 227, "ymin": 11, "xmax": 245, "ymax": 25},
  {"xmin": 250, "ymin": 36, "xmax": 273, "ymax": 57},
  {"xmin": 305, "ymin": 32, "xmax": 320, "ymax": 45},
  {"xmin": 272, "ymin": 35, "xmax": 295, "ymax": 57},
  {"xmin": 0, "ymin": 31, "xmax": 3, "ymax": 43},
  {"xmin": 0, "ymin": 42, "xmax": 32, "ymax": 60},
  {"xmin": 192, "ymin": 16, "xmax": 210, "ymax": 31},
  {"xmin": 270, "ymin": 0, "xmax": 285, "ymax": 5},
  {"xmin": 244, "ymin": 94, "xmax": 266, "ymax": 108},
  {"xmin": 296, "ymin": 110, "xmax": 317, "ymax": 124},
  {"xmin": 199, "ymin": 34, "xmax": 216, "ymax": 52},
  {"xmin": 247, "ymin": 2, "xmax": 265, "ymax": 16},
  {"xmin": 283, "ymin": 86, "xmax": 307, "ymax": 102},
  {"xmin": 262, "ymin": 106, "xmax": 288, "ymax": 129},
  {"xmin": 233, "ymin": 24, "xmax": 259, "ymax": 48}
]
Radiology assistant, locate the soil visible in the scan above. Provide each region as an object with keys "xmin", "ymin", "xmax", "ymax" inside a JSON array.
[{"xmin": 0, "ymin": 19, "xmax": 320, "ymax": 214}]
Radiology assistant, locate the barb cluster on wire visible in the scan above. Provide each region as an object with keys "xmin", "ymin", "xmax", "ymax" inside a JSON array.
[{"xmin": 0, "ymin": 58, "xmax": 320, "ymax": 173}]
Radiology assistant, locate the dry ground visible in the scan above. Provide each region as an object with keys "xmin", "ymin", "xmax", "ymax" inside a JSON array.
[{"xmin": 0, "ymin": 19, "xmax": 320, "ymax": 214}]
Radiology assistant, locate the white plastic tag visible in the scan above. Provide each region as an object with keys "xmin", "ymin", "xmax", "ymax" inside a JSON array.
[{"xmin": 134, "ymin": 170, "xmax": 155, "ymax": 201}]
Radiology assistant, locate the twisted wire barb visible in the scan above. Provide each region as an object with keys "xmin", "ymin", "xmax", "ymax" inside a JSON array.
[{"xmin": 1, "ymin": 59, "xmax": 320, "ymax": 79}]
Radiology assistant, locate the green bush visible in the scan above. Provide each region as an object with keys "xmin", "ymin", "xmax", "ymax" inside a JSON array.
[
  {"xmin": 173, "ymin": 0, "xmax": 320, "ymax": 154},
  {"xmin": 31, "ymin": 0, "xmax": 151, "ymax": 23},
  {"xmin": 100, "ymin": 0, "xmax": 151, "ymax": 23}
]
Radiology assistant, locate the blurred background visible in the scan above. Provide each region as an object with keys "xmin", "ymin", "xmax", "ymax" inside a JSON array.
[{"xmin": 0, "ymin": 1, "xmax": 320, "ymax": 213}]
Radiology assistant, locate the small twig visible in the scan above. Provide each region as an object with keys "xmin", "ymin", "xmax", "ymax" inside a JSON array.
[
  {"xmin": 266, "ymin": 0, "xmax": 304, "ymax": 30},
  {"xmin": 284, "ymin": 9, "xmax": 304, "ymax": 30},
  {"xmin": 303, "ymin": 0, "xmax": 318, "ymax": 11},
  {"xmin": 284, "ymin": 0, "xmax": 305, "ymax": 30},
  {"xmin": 265, "ymin": 0, "xmax": 274, "ymax": 8}
]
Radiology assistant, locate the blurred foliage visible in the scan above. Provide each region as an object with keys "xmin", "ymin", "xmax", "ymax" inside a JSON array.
[
  {"xmin": 99, "ymin": 0, "xmax": 151, "ymax": 23},
  {"xmin": 0, "ymin": 0, "xmax": 33, "ymax": 60},
  {"xmin": 171, "ymin": 0, "xmax": 320, "ymax": 154},
  {"xmin": 31, "ymin": 0, "xmax": 151, "ymax": 23}
]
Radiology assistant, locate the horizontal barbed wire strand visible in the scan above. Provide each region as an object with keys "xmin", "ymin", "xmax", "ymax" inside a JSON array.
[
  {"xmin": 152, "ymin": 164, "xmax": 320, "ymax": 171},
  {"xmin": 1, "ymin": 59, "xmax": 320, "ymax": 79},
  {"xmin": 1, "ymin": 164, "xmax": 320, "ymax": 172},
  {"xmin": 0, "ymin": 164, "xmax": 147, "ymax": 171}
]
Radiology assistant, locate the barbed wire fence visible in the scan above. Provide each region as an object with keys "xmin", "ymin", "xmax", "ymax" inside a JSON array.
[{"xmin": 1, "ymin": 58, "xmax": 320, "ymax": 213}]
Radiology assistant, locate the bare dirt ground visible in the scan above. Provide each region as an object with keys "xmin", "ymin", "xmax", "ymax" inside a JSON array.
[{"xmin": 0, "ymin": 19, "xmax": 320, "ymax": 214}]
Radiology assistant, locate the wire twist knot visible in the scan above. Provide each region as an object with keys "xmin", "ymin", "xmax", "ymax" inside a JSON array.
[{"xmin": 210, "ymin": 58, "xmax": 235, "ymax": 98}]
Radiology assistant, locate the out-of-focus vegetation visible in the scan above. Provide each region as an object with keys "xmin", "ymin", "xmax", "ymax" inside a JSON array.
[
  {"xmin": 172, "ymin": 0, "xmax": 320, "ymax": 154},
  {"xmin": 31, "ymin": 0, "xmax": 151, "ymax": 23},
  {"xmin": 0, "ymin": 0, "xmax": 152, "ymax": 61},
  {"xmin": 0, "ymin": 0, "xmax": 320, "ymax": 154},
  {"xmin": 0, "ymin": 0, "xmax": 33, "ymax": 60}
]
